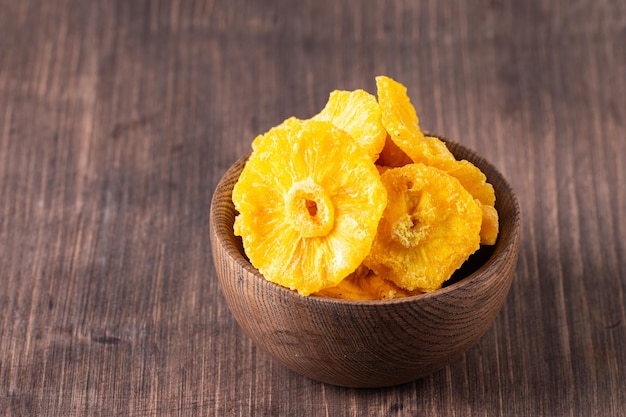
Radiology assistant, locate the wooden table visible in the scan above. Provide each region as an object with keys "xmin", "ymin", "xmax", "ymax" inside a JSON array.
[{"xmin": 1, "ymin": 1, "xmax": 624, "ymax": 415}]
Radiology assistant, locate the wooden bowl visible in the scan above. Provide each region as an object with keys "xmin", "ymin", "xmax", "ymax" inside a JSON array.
[{"xmin": 210, "ymin": 135, "xmax": 521, "ymax": 388}]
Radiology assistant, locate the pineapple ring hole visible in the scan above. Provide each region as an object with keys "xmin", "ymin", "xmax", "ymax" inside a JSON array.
[
  {"xmin": 392, "ymin": 187, "xmax": 434, "ymax": 248},
  {"xmin": 286, "ymin": 180, "xmax": 335, "ymax": 238},
  {"xmin": 305, "ymin": 199, "xmax": 318, "ymax": 216}
]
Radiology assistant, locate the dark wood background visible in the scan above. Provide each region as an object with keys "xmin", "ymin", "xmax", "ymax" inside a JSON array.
[{"xmin": 1, "ymin": 0, "xmax": 624, "ymax": 416}]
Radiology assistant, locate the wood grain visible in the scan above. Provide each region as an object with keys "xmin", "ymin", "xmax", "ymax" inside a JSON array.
[{"xmin": 1, "ymin": 0, "xmax": 624, "ymax": 415}]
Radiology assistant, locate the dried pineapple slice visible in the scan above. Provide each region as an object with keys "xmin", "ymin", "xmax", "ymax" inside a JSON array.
[
  {"xmin": 376, "ymin": 75, "xmax": 497, "ymax": 240},
  {"xmin": 477, "ymin": 200, "xmax": 499, "ymax": 245},
  {"xmin": 425, "ymin": 147, "xmax": 496, "ymax": 206},
  {"xmin": 363, "ymin": 163, "xmax": 482, "ymax": 292},
  {"xmin": 233, "ymin": 118, "xmax": 387, "ymax": 296},
  {"xmin": 375, "ymin": 76, "xmax": 455, "ymax": 165},
  {"xmin": 312, "ymin": 89, "xmax": 386, "ymax": 161},
  {"xmin": 315, "ymin": 265, "xmax": 423, "ymax": 300},
  {"xmin": 426, "ymin": 144, "xmax": 498, "ymax": 242}
]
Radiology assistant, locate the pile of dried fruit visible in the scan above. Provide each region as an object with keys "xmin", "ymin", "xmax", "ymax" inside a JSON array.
[{"xmin": 232, "ymin": 76, "xmax": 498, "ymax": 299}]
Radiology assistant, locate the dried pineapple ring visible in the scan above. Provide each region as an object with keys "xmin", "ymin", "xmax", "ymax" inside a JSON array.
[
  {"xmin": 375, "ymin": 76, "xmax": 455, "ymax": 165},
  {"xmin": 285, "ymin": 179, "xmax": 335, "ymax": 238},
  {"xmin": 363, "ymin": 163, "xmax": 482, "ymax": 292},
  {"xmin": 376, "ymin": 75, "xmax": 497, "ymax": 239},
  {"xmin": 312, "ymin": 89, "xmax": 386, "ymax": 161},
  {"xmin": 315, "ymin": 265, "xmax": 423, "ymax": 300},
  {"xmin": 431, "ymin": 155, "xmax": 496, "ymax": 206},
  {"xmin": 233, "ymin": 118, "xmax": 387, "ymax": 296},
  {"xmin": 477, "ymin": 200, "xmax": 499, "ymax": 245},
  {"xmin": 429, "ymin": 149, "xmax": 498, "ymax": 242}
]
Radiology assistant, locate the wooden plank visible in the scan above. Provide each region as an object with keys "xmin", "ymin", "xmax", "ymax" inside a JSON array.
[{"xmin": 0, "ymin": 0, "xmax": 624, "ymax": 415}]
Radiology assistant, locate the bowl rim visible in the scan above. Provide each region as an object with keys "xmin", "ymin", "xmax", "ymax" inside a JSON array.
[{"xmin": 210, "ymin": 133, "xmax": 521, "ymax": 306}]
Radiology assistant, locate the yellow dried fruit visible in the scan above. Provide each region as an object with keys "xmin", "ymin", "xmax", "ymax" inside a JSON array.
[
  {"xmin": 376, "ymin": 76, "xmax": 455, "ymax": 165},
  {"xmin": 312, "ymin": 89, "xmax": 386, "ymax": 161},
  {"xmin": 315, "ymin": 265, "xmax": 423, "ymax": 300},
  {"xmin": 363, "ymin": 163, "xmax": 482, "ymax": 292},
  {"xmin": 426, "ymin": 149, "xmax": 496, "ymax": 206},
  {"xmin": 233, "ymin": 75, "xmax": 498, "ymax": 299},
  {"xmin": 376, "ymin": 76, "xmax": 497, "ymax": 238},
  {"xmin": 478, "ymin": 200, "xmax": 499, "ymax": 245},
  {"xmin": 232, "ymin": 118, "xmax": 387, "ymax": 296}
]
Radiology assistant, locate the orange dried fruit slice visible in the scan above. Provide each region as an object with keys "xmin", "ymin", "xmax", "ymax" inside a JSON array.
[
  {"xmin": 232, "ymin": 118, "xmax": 387, "ymax": 296},
  {"xmin": 363, "ymin": 163, "xmax": 482, "ymax": 292},
  {"xmin": 312, "ymin": 89, "xmax": 386, "ymax": 161},
  {"xmin": 315, "ymin": 265, "xmax": 423, "ymax": 300},
  {"xmin": 477, "ymin": 200, "xmax": 499, "ymax": 245},
  {"xmin": 426, "ymin": 148, "xmax": 496, "ymax": 206},
  {"xmin": 376, "ymin": 75, "xmax": 497, "ymax": 241},
  {"xmin": 375, "ymin": 76, "xmax": 455, "ymax": 165},
  {"xmin": 427, "ymin": 148, "xmax": 498, "ymax": 242}
]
